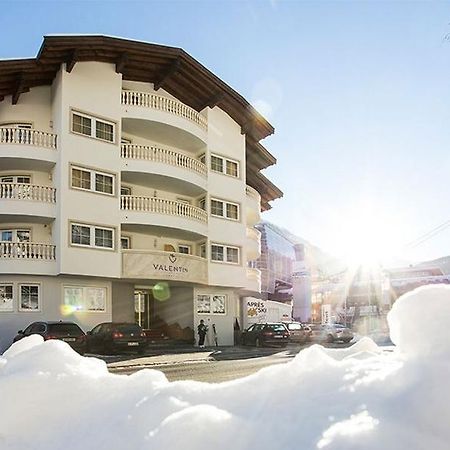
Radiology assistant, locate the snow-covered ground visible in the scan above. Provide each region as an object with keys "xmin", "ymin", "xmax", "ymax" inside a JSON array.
[{"xmin": 1, "ymin": 285, "xmax": 449, "ymax": 450}]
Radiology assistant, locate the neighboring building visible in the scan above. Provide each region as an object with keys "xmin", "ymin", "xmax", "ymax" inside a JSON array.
[
  {"xmin": 0, "ymin": 35, "xmax": 282, "ymax": 351},
  {"xmin": 385, "ymin": 264, "xmax": 449, "ymax": 302},
  {"xmin": 248, "ymin": 221, "xmax": 339, "ymax": 323}
]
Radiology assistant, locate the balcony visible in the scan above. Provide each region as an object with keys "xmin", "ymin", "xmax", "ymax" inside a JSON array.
[
  {"xmin": 121, "ymin": 143, "xmax": 207, "ymax": 191},
  {"xmin": 246, "ymin": 267, "xmax": 262, "ymax": 293},
  {"xmin": 122, "ymin": 249, "xmax": 208, "ymax": 284},
  {"xmin": 0, "ymin": 242, "xmax": 57, "ymax": 275},
  {"xmin": 0, "ymin": 128, "xmax": 57, "ymax": 166},
  {"xmin": 246, "ymin": 227, "xmax": 261, "ymax": 260},
  {"xmin": 0, "ymin": 183, "xmax": 57, "ymax": 219},
  {"xmin": 120, "ymin": 195, "xmax": 208, "ymax": 236},
  {"xmin": 246, "ymin": 185, "xmax": 261, "ymax": 227},
  {"xmin": 121, "ymin": 91, "xmax": 207, "ymax": 146}
]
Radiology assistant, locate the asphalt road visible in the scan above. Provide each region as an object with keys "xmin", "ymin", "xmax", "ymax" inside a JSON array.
[{"xmin": 109, "ymin": 351, "xmax": 293, "ymax": 382}]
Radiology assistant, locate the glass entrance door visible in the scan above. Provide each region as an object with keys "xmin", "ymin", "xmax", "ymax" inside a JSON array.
[{"xmin": 134, "ymin": 290, "xmax": 154, "ymax": 329}]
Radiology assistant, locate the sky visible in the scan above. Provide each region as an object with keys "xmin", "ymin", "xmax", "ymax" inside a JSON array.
[{"xmin": 1, "ymin": 0, "xmax": 449, "ymax": 265}]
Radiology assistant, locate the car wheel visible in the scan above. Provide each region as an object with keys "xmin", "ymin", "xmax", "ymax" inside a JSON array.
[{"xmin": 326, "ymin": 334, "xmax": 334, "ymax": 343}]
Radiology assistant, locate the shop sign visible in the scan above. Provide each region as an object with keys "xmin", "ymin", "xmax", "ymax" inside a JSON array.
[
  {"xmin": 122, "ymin": 250, "xmax": 208, "ymax": 284},
  {"xmin": 246, "ymin": 299, "xmax": 267, "ymax": 319}
]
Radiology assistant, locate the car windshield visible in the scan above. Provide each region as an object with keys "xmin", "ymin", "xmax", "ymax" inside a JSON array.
[
  {"xmin": 266, "ymin": 324, "xmax": 286, "ymax": 332},
  {"xmin": 48, "ymin": 324, "xmax": 84, "ymax": 336}
]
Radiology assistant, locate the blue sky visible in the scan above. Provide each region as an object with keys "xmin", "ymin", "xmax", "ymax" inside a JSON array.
[{"xmin": 1, "ymin": 0, "xmax": 449, "ymax": 264}]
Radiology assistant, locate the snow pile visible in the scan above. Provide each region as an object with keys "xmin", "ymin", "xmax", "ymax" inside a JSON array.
[{"xmin": 1, "ymin": 285, "xmax": 450, "ymax": 450}]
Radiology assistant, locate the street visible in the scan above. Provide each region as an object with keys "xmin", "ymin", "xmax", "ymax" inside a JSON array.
[
  {"xmin": 109, "ymin": 351, "xmax": 293, "ymax": 381},
  {"xmin": 105, "ymin": 342, "xmax": 359, "ymax": 381}
]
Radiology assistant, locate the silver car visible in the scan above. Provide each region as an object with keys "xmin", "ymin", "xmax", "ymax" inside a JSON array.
[{"xmin": 309, "ymin": 324, "xmax": 353, "ymax": 343}]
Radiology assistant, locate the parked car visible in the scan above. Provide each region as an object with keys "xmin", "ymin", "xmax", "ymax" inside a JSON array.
[
  {"xmin": 309, "ymin": 323, "xmax": 353, "ymax": 343},
  {"xmin": 86, "ymin": 322, "xmax": 147, "ymax": 355},
  {"xmin": 282, "ymin": 322, "xmax": 309, "ymax": 343},
  {"xmin": 13, "ymin": 321, "xmax": 86, "ymax": 354},
  {"xmin": 240, "ymin": 323, "xmax": 290, "ymax": 347}
]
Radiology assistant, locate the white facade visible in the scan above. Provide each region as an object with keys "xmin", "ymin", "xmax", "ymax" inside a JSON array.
[{"xmin": 0, "ymin": 56, "xmax": 266, "ymax": 351}]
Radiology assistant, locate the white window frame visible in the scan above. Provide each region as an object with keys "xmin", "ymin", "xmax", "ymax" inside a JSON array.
[
  {"xmin": 121, "ymin": 236, "xmax": 131, "ymax": 250},
  {"xmin": 0, "ymin": 283, "xmax": 14, "ymax": 312},
  {"xmin": 196, "ymin": 294, "xmax": 227, "ymax": 315},
  {"xmin": 210, "ymin": 153, "xmax": 240, "ymax": 178},
  {"xmin": 70, "ymin": 165, "xmax": 115, "ymax": 196},
  {"xmin": 210, "ymin": 198, "xmax": 240, "ymax": 221},
  {"xmin": 0, "ymin": 122, "xmax": 32, "ymax": 129},
  {"xmin": 178, "ymin": 244, "xmax": 191, "ymax": 255},
  {"xmin": 70, "ymin": 222, "xmax": 115, "ymax": 251},
  {"xmin": 71, "ymin": 111, "xmax": 116, "ymax": 143},
  {"xmin": 63, "ymin": 285, "xmax": 107, "ymax": 312},
  {"xmin": 19, "ymin": 284, "xmax": 41, "ymax": 312},
  {"xmin": 210, "ymin": 243, "xmax": 240, "ymax": 265}
]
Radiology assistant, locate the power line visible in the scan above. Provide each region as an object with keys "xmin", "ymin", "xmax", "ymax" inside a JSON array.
[{"xmin": 405, "ymin": 219, "xmax": 450, "ymax": 249}]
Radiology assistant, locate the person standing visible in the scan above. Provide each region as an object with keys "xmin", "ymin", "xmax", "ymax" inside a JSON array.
[{"xmin": 197, "ymin": 319, "xmax": 208, "ymax": 348}]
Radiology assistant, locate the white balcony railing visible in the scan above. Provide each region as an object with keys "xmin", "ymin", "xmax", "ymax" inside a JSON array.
[
  {"xmin": 0, "ymin": 128, "xmax": 57, "ymax": 149},
  {"xmin": 0, "ymin": 242, "xmax": 56, "ymax": 260},
  {"xmin": 121, "ymin": 195, "xmax": 208, "ymax": 223},
  {"xmin": 121, "ymin": 143, "xmax": 207, "ymax": 177},
  {"xmin": 246, "ymin": 185, "xmax": 261, "ymax": 202},
  {"xmin": 121, "ymin": 90, "xmax": 208, "ymax": 131},
  {"xmin": 0, "ymin": 183, "xmax": 56, "ymax": 203},
  {"xmin": 246, "ymin": 227, "xmax": 261, "ymax": 242},
  {"xmin": 247, "ymin": 267, "xmax": 261, "ymax": 279}
]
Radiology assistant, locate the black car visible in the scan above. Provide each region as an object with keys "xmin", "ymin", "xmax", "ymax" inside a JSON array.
[
  {"xmin": 86, "ymin": 322, "xmax": 147, "ymax": 355},
  {"xmin": 241, "ymin": 323, "xmax": 290, "ymax": 347},
  {"xmin": 13, "ymin": 321, "xmax": 86, "ymax": 354}
]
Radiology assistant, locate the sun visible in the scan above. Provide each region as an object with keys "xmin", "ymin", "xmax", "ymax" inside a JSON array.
[{"xmin": 329, "ymin": 207, "xmax": 405, "ymax": 268}]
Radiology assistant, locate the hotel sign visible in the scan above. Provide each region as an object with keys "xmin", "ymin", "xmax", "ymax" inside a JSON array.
[{"xmin": 122, "ymin": 250, "xmax": 208, "ymax": 284}]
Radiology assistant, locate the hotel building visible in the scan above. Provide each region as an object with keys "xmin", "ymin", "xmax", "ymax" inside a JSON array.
[{"xmin": 0, "ymin": 35, "xmax": 282, "ymax": 351}]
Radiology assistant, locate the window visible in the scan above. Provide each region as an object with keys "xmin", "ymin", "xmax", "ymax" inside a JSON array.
[
  {"xmin": 226, "ymin": 203, "xmax": 239, "ymax": 220},
  {"xmin": 0, "ymin": 175, "xmax": 31, "ymax": 184},
  {"xmin": 96, "ymin": 121, "xmax": 114, "ymax": 142},
  {"xmin": 71, "ymin": 224, "xmax": 91, "ymax": 246},
  {"xmin": 72, "ymin": 168, "xmax": 91, "ymax": 190},
  {"xmin": 210, "ymin": 199, "xmax": 224, "ymax": 217},
  {"xmin": 0, "ymin": 284, "xmax": 13, "ymax": 312},
  {"xmin": 121, "ymin": 236, "xmax": 130, "ymax": 249},
  {"xmin": 19, "ymin": 284, "xmax": 40, "ymax": 311},
  {"xmin": 199, "ymin": 243, "xmax": 206, "ymax": 259},
  {"xmin": 178, "ymin": 245, "xmax": 191, "ymax": 254},
  {"xmin": 210, "ymin": 155, "xmax": 223, "ymax": 173},
  {"xmin": 121, "ymin": 186, "xmax": 132, "ymax": 196},
  {"xmin": 95, "ymin": 228, "xmax": 113, "ymax": 249},
  {"xmin": 196, "ymin": 294, "xmax": 227, "ymax": 315},
  {"xmin": 0, "ymin": 122, "xmax": 32, "ymax": 129},
  {"xmin": 226, "ymin": 160, "xmax": 239, "ymax": 177},
  {"xmin": 63, "ymin": 286, "xmax": 106, "ymax": 312},
  {"xmin": 226, "ymin": 247, "xmax": 239, "ymax": 264},
  {"xmin": 211, "ymin": 244, "xmax": 224, "ymax": 262},
  {"xmin": 211, "ymin": 244, "xmax": 240, "ymax": 264},
  {"xmin": 70, "ymin": 223, "xmax": 115, "ymax": 250},
  {"xmin": 1, "ymin": 229, "xmax": 30, "ymax": 242},
  {"xmin": 210, "ymin": 198, "xmax": 239, "ymax": 220},
  {"xmin": 198, "ymin": 197, "xmax": 206, "ymax": 211},
  {"xmin": 95, "ymin": 173, "xmax": 113, "ymax": 194},
  {"xmin": 71, "ymin": 166, "xmax": 115, "ymax": 196},
  {"xmin": 72, "ymin": 111, "xmax": 115, "ymax": 143},
  {"xmin": 210, "ymin": 154, "xmax": 239, "ymax": 178}
]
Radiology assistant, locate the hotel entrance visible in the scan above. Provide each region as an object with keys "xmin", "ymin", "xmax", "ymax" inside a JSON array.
[{"xmin": 134, "ymin": 289, "xmax": 154, "ymax": 329}]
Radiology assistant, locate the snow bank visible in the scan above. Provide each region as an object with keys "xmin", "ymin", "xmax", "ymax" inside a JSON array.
[{"xmin": 1, "ymin": 285, "xmax": 449, "ymax": 450}]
